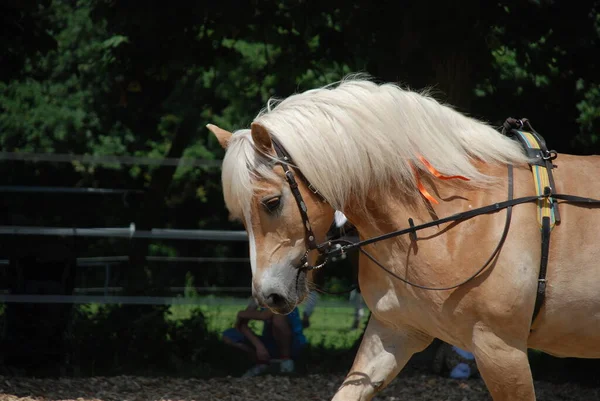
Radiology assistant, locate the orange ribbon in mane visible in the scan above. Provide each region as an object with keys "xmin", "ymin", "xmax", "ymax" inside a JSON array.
[{"xmin": 413, "ymin": 156, "xmax": 470, "ymax": 205}]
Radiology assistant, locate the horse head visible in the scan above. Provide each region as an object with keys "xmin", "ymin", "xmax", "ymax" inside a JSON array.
[{"xmin": 208, "ymin": 122, "xmax": 335, "ymax": 314}]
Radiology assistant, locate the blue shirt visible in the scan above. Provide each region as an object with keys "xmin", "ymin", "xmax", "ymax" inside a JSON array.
[{"xmin": 262, "ymin": 307, "xmax": 307, "ymax": 349}]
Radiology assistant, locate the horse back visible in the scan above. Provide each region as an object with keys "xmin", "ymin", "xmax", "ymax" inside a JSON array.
[{"xmin": 528, "ymin": 153, "xmax": 600, "ymax": 357}]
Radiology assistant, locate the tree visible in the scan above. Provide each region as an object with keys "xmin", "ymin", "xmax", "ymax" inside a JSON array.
[
  {"xmin": 473, "ymin": 0, "xmax": 600, "ymax": 153},
  {"xmin": 0, "ymin": 0, "xmax": 57, "ymax": 82}
]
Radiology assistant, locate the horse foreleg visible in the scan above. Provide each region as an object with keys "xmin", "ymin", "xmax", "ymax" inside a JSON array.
[
  {"xmin": 332, "ymin": 316, "xmax": 432, "ymax": 401},
  {"xmin": 472, "ymin": 328, "xmax": 536, "ymax": 401}
]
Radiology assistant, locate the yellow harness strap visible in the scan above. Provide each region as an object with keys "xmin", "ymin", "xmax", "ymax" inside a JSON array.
[{"xmin": 516, "ymin": 131, "xmax": 557, "ymax": 230}]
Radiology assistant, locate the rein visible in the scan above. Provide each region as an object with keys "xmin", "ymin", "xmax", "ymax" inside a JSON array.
[
  {"xmin": 269, "ymin": 127, "xmax": 600, "ymax": 294},
  {"xmin": 328, "ymin": 164, "xmax": 515, "ymax": 291},
  {"xmin": 322, "ymin": 177, "xmax": 600, "ymax": 290}
]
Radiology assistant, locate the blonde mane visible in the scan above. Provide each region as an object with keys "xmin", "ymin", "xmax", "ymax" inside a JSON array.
[{"xmin": 221, "ymin": 75, "xmax": 529, "ymax": 219}]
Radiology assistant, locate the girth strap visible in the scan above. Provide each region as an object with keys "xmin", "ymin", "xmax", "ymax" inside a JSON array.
[
  {"xmin": 533, "ymin": 216, "xmax": 551, "ymax": 325},
  {"xmin": 502, "ymin": 118, "xmax": 557, "ymax": 327}
]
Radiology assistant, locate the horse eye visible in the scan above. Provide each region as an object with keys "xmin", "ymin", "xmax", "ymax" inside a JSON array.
[{"xmin": 261, "ymin": 196, "xmax": 281, "ymax": 213}]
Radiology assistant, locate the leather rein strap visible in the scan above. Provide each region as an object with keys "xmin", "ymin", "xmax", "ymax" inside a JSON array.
[
  {"xmin": 267, "ymin": 129, "xmax": 600, "ymax": 327},
  {"xmin": 349, "ymin": 164, "xmax": 515, "ymax": 291}
]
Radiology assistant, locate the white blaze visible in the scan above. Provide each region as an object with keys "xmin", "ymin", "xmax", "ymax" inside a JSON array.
[{"xmin": 243, "ymin": 210, "xmax": 257, "ymax": 276}]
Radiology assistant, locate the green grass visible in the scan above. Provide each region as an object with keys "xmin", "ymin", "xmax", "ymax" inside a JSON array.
[
  {"xmin": 168, "ymin": 296, "xmax": 369, "ymax": 349},
  {"xmin": 64, "ymin": 295, "xmax": 368, "ymax": 350}
]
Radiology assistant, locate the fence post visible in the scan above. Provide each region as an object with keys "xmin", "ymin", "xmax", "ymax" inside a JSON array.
[{"xmin": 104, "ymin": 264, "xmax": 110, "ymax": 297}]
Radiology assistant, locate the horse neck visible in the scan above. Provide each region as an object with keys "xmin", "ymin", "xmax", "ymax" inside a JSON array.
[
  {"xmin": 343, "ymin": 185, "xmax": 432, "ymax": 247},
  {"xmin": 342, "ymin": 162, "xmax": 506, "ymax": 247}
]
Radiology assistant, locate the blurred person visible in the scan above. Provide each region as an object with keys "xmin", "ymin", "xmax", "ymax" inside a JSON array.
[
  {"xmin": 432, "ymin": 342, "xmax": 479, "ymax": 379},
  {"xmin": 222, "ymin": 297, "xmax": 307, "ymax": 378},
  {"xmin": 302, "ymin": 290, "xmax": 318, "ymax": 328}
]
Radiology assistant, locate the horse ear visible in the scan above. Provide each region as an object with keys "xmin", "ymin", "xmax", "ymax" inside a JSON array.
[
  {"xmin": 250, "ymin": 122, "xmax": 274, "ymax": 154},
  {"xmin": 206, "ymin": 124, "xmax": 233, "ymax": 149}
]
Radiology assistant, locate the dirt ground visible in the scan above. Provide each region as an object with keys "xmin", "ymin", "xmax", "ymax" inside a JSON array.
[{"xmin": 1, "ymin": 372, "xmax": 598, "ymax": 401}]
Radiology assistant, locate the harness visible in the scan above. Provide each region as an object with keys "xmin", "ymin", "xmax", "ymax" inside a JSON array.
[
  {"xmin": 270, "ymin": 118, "xmax": 600, "ymax": 326},
  {"xmin": 502, "ymin": 118, "xmax": 559, "ymax": 324}
]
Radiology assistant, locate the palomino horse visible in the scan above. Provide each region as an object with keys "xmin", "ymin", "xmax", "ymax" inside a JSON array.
[{"xmin": 207, "ymin": 76, "xmax": 600, "ymax": 400}]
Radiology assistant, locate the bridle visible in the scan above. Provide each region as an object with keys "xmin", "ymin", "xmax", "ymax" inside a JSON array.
[
  {"xmin": 271, "ymin": 134, "xmax": 518, "ymax": 280},
  {"xmin": 268, "ymin": 129, "xmax": 600, "ymax": 294},
  {"xmin": 270, "ymin": 138, "xmax": 330, "ymax": 271}
]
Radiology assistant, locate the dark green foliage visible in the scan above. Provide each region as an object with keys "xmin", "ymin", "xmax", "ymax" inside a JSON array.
[
  {"xmin": 0, "ymin": 0, "xmax": 57, "ymax": 82},
  {"xmin": 473, "ymin": 1, "xmax": 600, "ymax": 154},
  {"xmin": 66, "ymin": 304, "xmax": 224, "ymax": 377}
]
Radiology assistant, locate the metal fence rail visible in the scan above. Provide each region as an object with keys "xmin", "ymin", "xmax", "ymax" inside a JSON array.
[
  {"xmin": 0, "ymin": 253, "xmax": 252, "ymax": 300},
  {"xmin": 0, "ymin": 294, "xmax": 232, "ymax": 305},
  {"xmin": 0, "ymin": 227, "xmax": 251, "ymax": 304},
  {"xmin": 0, "ymin": 151, "xmax": 222, "ymax": 167},
  {"xmin": 0, "ymin": 294, "xmax": 356, "ymax": 308},
  {"xmin": 0, "ymin": 154, "xmax": 256, "ymax": 307},
  {"xmin": 0, "ymin": 185, "xmax": 145, "ymax": 195},
  {"xmin": 0, "ymin": 225, "xmax": 248, "ymax": 241},
  {"xmin": 76, "ymin": 256, "xmax": 251, "ymax": 265},
  {"xmin": 0, "ymin": 286, "xmax": 253, "ymax": 295},
  {"xmin": 0, "ymin": 256, "xmax": 250, "ymax": 266}
]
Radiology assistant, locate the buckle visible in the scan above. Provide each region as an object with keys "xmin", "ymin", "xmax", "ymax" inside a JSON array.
[
  {"xmin": 285, "ymin": 171, "xmax": 299, "ymax": 188},
  {"xmin": 307, "ymin": 183, "xmax": 320, "ymax": 195},
  {"xmin": 542, "ymin": 150, "xmax": 558, "ymax": 161}
]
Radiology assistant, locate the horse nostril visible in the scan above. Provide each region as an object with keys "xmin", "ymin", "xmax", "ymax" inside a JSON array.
[{"xmin": 266, "ymin": 293, "xmax": 285, "ymax": 307}]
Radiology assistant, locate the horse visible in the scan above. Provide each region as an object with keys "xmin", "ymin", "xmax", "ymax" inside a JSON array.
[{"xmin": 207, "ymin": 75, "xmax": 600, "ymax": 400}]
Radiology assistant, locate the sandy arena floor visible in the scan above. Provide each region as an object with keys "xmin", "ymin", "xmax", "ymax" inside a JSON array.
[{"xmin": 1, "ymin": 372, "xmax": 598, "ymax": 401}]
